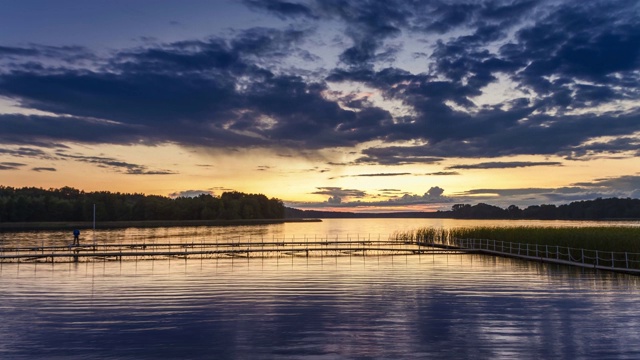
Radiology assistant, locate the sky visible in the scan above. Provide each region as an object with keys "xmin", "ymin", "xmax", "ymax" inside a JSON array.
[{"xmin": 0, "ymin": 0, "xmax": 639, "ymax": 212}]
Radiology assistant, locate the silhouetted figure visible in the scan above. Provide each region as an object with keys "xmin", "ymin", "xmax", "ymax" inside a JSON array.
[{"xmin": 73, "ymin": 229, "xmax": 80, "ymax": 246}]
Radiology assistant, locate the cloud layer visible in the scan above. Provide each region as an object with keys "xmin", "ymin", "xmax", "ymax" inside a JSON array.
[{"xmin": 0, "ymin": 0, "xmax": 637, "ymax": 166}]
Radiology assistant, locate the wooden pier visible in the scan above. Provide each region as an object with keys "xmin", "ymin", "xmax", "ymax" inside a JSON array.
[{"xmin": 0, "ymin": 239, "xmax": 473, "ymax": 263}]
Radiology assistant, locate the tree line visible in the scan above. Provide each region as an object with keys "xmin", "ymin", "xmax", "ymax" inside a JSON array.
[
  {"xmin": 0, "ymin": 186, "xmax": 285, "ymax": 222},
  {"xmin": 447, "ymin": 198, "xmax": 640, "ymax": 219}
]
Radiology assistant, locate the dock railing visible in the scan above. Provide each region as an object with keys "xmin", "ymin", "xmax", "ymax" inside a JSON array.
[{"xmin": 446, "ymin": 237, "xmax": 640, "ymax": 274}]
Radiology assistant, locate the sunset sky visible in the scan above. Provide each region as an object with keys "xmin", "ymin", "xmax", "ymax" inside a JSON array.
[{"xmin": 1, "ymin": 0, "xmax": 639, "ymax": 212}]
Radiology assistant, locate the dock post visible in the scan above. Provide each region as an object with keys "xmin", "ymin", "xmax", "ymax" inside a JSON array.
[
  {"xmin": 611, "ymin": 252, "xmax": 614, "ymax": 268},
  {"xmin": 582, "ymin": 249, "xmax": 585, "ymax": 264},
  {"xmin": 596, "ymin": 250, "xmax": 599, "ymax": 267},
  {"xmin": 625, "ymin": 252, "xmax": 629, "ymax": 269},
  {"xmin": 349, "ymin": 235, "xmax": 352, "ymax": 266}
]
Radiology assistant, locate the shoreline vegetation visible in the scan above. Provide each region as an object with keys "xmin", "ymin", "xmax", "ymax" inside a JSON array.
[{"xmin": 393, "ymin": 226, "xmax": 640, "ymax": 254}]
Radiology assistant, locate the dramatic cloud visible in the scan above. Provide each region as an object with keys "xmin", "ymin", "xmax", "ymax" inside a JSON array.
[{"xmin": 0, "ymin": 0, "xmax": 635, "ymax": 162}]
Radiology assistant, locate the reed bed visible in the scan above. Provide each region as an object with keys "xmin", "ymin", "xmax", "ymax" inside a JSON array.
[
  {"xmin": 395, "ymin": 226, "xmax": 640, "ymax": 251},
  {"xmin": 393, "ymin": 226, "xmax": 640, "ymax": 271}
]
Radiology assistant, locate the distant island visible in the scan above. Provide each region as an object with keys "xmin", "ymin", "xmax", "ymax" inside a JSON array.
[{"xmin": 1, "ymin": 186, "xmax": 639, "ymax": 223}]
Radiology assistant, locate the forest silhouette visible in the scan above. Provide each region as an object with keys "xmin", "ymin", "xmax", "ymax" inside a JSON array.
[{"xmin": 0, "ymin": 186, "xmax": 284, "ymax": 222}]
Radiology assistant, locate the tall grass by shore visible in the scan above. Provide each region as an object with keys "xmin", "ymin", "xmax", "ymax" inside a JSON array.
[{"xmin": 393, "ymin": 226, "xmax": 640, "ymax": 253}]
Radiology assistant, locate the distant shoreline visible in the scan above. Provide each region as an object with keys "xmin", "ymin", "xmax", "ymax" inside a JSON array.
[{"xmin": 0, "ymin": 218, "xmax": 322, "ymax": 231}]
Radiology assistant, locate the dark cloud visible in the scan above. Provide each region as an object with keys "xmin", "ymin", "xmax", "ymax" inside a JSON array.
[
  {"xmin": 356, "ymin": 146, "xmax": 444, "ymax": 165},
  {"xmin": 0, "ymin": 162, "xmax": 26, "ymax": 170},
  {"xmin": 243, "ymin": 0, "xmax": 317, "ymax": 19},
  {"xmin": 356, "ymin": 172, "xmax": 410, "ymax": 177},
  {"xmin": 249, "ymin": 0, "xmax": 537, "ymax": 68},
  {"xmin": 0, "ymin": 114, "xmax": 146, "ymax": 147},
  {"xmin": 0, "ymin": 31, "xmax": 378, "ymax": 149},
  {"xmin": 312, "ymin": 187, "xmax": 367, "ymax": 198},
  {"xmin": 328, "ymin": 172, "xmax": 411, "ymax": 180},
  {"xmin": 572, "ymin": 175, "xmax": 640, "ymax": 193},
  {"xmin": 169, "ymin": 190, "xmax": 215, "ymax": 198},
  {"xmin": 209, "ymin": 186, "xmax": 236, "ymax": 192},
  {"xmin": 0, "ymin": 146, "xmax": 50, "ymax": 158},
  {"xmin": 56, "ymin": 152, "xmax": 176, "ymax": 175},
  {"xmin": 425, "ymin": 171, "xmax": 460, "ymax": 176},
  {"xmin": 310, "ymin": 186, "xmax": 367, "ymax": 205},
  {"xmin": 427, "ymin": 186, "xmax": 444, "ymax": 197},
  {"xmin": 447, "ymin": 161, "xmax": 563, "ymax": 170},
  {"xmin": 509, "ymin": 1, "xmax": 640, "ymax": 88},
  {"xmin": 323, "ymin": 0, "xmax": 639, "ymax": 161},
  {"xmin": 317, "ymin": 1, "xmax": 408, "ymax": 67},
  {"xmin": 0, "ymin": 44, "xmax": 96, "ymax": 66},
  {"xmin": 565, "ymin": 136, "xmax": 640, "ymax": 159},
  {"xmin": 32, "ymin": 167, "xmax": 56, "ymax": 172}
]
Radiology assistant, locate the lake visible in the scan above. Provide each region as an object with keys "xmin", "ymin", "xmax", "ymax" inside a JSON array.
[{"xmin": 1, "ymin": 219, "xmax": 640, "ymax": 359}]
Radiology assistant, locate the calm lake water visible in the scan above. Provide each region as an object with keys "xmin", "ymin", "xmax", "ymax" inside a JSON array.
[{"xmin": 2, "ymin": 219, "xmax": 640, "ymax": 359}]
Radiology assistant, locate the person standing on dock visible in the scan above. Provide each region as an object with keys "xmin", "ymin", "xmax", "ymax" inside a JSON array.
[{"xmin": 73, "ymin": 229, "xmax": 80, "ymax": 246}]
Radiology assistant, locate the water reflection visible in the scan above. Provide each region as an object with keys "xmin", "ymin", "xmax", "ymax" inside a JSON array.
[
  {"xmin": 2, "ymin": 218, "xmax": 639, "ymax": 249},
  {"xmin": 1, "ymin": 253, "xmax": 639, "ymax": 359}
]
